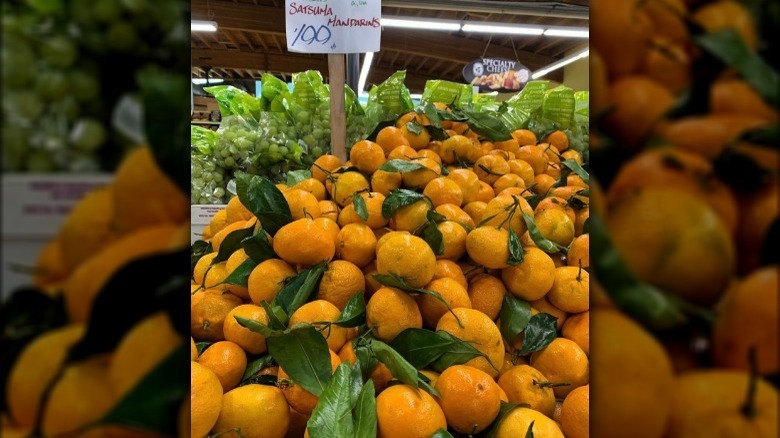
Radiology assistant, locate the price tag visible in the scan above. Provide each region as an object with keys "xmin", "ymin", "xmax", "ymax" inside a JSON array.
[
  {"xmin": 1, "ymin": 173, "xmax": 113, "ymax": 238},
  {"xmin": 285, "ymin": 0, "xmax": 381, "ymax": 54}
]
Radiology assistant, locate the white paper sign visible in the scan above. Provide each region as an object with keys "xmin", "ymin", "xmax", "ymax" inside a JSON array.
[
  {"xmin": 1, "ymin": 173, "xmax": 112, "ymax": 238},
  {"xmin": 285, "ymin": 0, "xmax": 381, "ymax": 54}
]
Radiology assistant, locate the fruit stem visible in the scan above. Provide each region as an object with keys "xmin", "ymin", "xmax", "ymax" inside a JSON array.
[
  {"xmin": 740, "ymin": 347, "xmax": 759, "ymax": 419},
  {"xmin": 533, "ymin": 379, "xmax": 571, "ymax": 388},
  {"xmin": 577, "ymin": 259, "xmax": 583, "ymax": 282}
]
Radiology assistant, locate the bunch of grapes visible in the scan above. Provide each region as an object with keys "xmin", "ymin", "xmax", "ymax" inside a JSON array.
[
  {"xmin": 1, "ymin": 0, "xmax": 186, "ymax": 173},
  {"xmin": 191, "ymin": 153, "xmax": 227, "ymax": 205}
]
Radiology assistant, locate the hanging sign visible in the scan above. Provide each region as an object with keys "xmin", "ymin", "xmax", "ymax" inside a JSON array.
[
  {"xmin": 463, "ymin": 57, "xmax": 531, "ymax": 92},
  {"xmin": 285, "ymin": 0, "xmax": 381, "ymax": 54}
]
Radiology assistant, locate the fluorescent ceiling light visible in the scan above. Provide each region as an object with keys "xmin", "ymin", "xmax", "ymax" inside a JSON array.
[
  {"xmin": 544, "ymin": 27, "xmax": 589, "ymax": 38},
  {"xmin": 409, "ymin": 93, "xmax": 423, "ymax": 99},
  {"xmin": 461, "ymin": 23, "xmax": 544, "ymax": 35},
  {"xmin": 192, "ymin": 78, "xmax": 224, "ymax": 85},
  {"xmin": 382, "ymin": 17, "xmax": 461, "ymax": 31},
  {"xmin": 192, "ymin": 20, "xmax": 218, "ymax": 32},
  {"xmin": 357, "ymin": 52, "xmax": 375, "ymax": 95},
  {"xmin": 531, "ymin": 48, "xmax": 589, "ymax": 79}
]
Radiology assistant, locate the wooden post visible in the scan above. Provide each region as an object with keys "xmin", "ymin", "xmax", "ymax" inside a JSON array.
[{"xmin": 328, "ymin": 54, "xmax": 347, "ymax": 161}]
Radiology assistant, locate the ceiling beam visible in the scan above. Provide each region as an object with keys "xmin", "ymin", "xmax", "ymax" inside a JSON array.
[
  {"xmin": 191, "ymin": 48, "xmax": 445, "ymax": 91},
  {"xmin": 191, "ymin": 1, "xmax": 557, "ymax": 70},
  {"xmin": 381, "ymin": 0, "xmax": 588, "ymax": 19}
]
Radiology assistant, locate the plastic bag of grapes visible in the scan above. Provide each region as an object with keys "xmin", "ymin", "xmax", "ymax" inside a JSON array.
[
  {"xmin": 289, "ymin": 70, "xmax": 331, "ymax": 156},
  {"xmin": 204, "ymin": 85, "xmax": 264, "ymax": 121},
  {"xmin": 191, "ymin": 152, "xmax": 227, "ymax": 205},
  {"xmin": 365, "ymin": 71, "xmax": 415, "ymax": 127},
  {"xmin": 260, "ymin": 73, "xmax": 291, "ymax": 113},
  {"xmin": 212, "ymin": 114, "xmax": 261, "ymax": 170},
  {"xmin": 345, "ymin": 85, "xmax": 373, "ymax": 147}
]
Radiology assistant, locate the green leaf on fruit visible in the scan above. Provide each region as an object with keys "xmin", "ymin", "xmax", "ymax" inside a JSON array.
[
  {"xmin": 212, "ymin": 227, "xmax": 255, "ymax": 264},
  {"xmin": 381, "ymin": 189, "xmax": 425, "ymax": 218},
  {"xmin": 508, "ymin": 228, "xmax": 524, "ymax": 265},
  {"xmin": 430, "ymin": 330, "xmax": 495, "ymax": 373},
  {"xmin": 307, "ymin": 362, "xmax": 355, "ymax": 438},
  {"xmin": 268, "ymin": 325, "xmax": 332, "ymax": 397},
  {"xmin": 694, "ymin": 29, "xmax": 780, "ymax": 108},
  {"xmin": 191, "ymin": 240, "xmax": 212, "ymax": 275},
  {"xmin": 287, "ymin": 169, "xmax": 312, "ymax": 186},
  {"xmin": 406, "ymin": 121, "xmax": 423, "ymax": 135},
  {"xmin": 526, "ymin": 421, "xmax": 536, "ymax": 438},
  {"xmin": 221, "ymin": 258, "xmax": 256, "ymax": 288},
  {"xmin": 195, "ymin": 342, "xmax": 212, "ymax": 355},
  {"xmin": 335, "ymin": 293, "xmax": 366, "ymax": 328},
  {"xmin": 589, "ymin": 213, "xmax": 690, "ymax": 331},
  {"xmin": 482, "ymin": 402, "xmax": 532, "ymax": 438},
  {"xmin": 371, "ymin": 340, "xmax": 419, "ymax": 388},
  {"xmin": 353, "ymin": 379, "xmax": 378, "ymax": 438},
  {"xmin": 97, "ymin": 345, "xmax": 188, "ymax": 435},
  {"xmin": 373, "ymin": 273, "xmax": 460, "ymax": 326},
  {"xmin": 560, "ymin": 159, "xmax": 589, "ymax": 185},
  {"xmin": 389, "ymin": 328, "xmax": 486, "ymax": 370},
  {"xmin": 378, "ymin": 159, "xmax": 425, "ymax": 173},
  {"xmin": 517, "ymin": 313, "xmax": 558, "ymax": 356},
  {"xmin": 521, "ymin": 213, "xmax": 562, "ymax": 254},
  {"xmin": 241, "ymin": 354, "xmax": 275, "ymax": 384},
  {"xmin": 235, "ymin": 172, "xmax": 293, "ymax": 235},
  {"xmin": 241, "ymin": 228, "xmax": 276, "ymax": 263},
  {"xmin": 460, "ymin": 108, "xmax": 513, "ymax": 141},
  {"xmin": 274, "ymin": 262, "xmax": 326, "ymax": 316},
  {"xmin": 234, "ymin": 315, "xmax": 279, "ymax": 337},
  {"xmin": 260, "ymin": 301, "xmax": 289, "ymax": 330},
  {"xmin": 353, "ymin": 193, "xmax": 369, "ymax": 221},
  {"xmin": 499, "ymin": 296, "xmax": 532, "ymax": 346},
  {"xmin": 421, "ymin": 222, "xmax": 444, "ymax": 256},
  {"xmin": 431, "ymin": 429, "xmax": 455, "ymax": 438}
]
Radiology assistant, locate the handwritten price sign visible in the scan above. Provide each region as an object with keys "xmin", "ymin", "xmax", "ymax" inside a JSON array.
[{"xmin": 285, "ymin": 0, "xmax": 381, "ymax": 54}]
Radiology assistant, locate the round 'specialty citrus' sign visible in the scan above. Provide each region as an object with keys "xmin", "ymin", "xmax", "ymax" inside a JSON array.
[{"xmin": 463, "ymin": 57, "xmax": 531, "ymax": 92}]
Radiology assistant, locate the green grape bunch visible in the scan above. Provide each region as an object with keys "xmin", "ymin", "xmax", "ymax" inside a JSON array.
[{"xmin": 1, "ymin": 0, "xmax": 187, "ymax": 173}]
